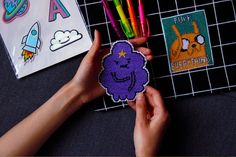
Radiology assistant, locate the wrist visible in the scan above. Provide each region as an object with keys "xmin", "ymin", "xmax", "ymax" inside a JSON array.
[
  {"xmin": 56, "ymin": 81, "xmax": 85, "ymax": 115},
  {"xmin": 136, "ymin": 149, "xmax": 156, "ymax": 157}
]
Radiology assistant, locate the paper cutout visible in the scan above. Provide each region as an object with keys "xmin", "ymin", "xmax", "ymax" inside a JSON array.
[
  {"xmin": 99, "ymin": 40, "xmax": 149, "ymax": 102},
  {"xmin": 50, "ymin": 30, "xmax": 83, "ymax": 51},
  {"xmin": 3, "ymin": 0, "xmax": 29, "ymax": 23},
  {"xmin": 49, "ymin": 0, "xmax": 70, "ymax": 22},
  {"xmin": 21, "ymin": 22, "xmax": 41, "ymax": 62},
  {"xmin": 162, "ymin": 10, "xmax": 214, "ymax": 73}
]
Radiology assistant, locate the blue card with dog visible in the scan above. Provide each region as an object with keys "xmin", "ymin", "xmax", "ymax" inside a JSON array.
[{"xmin": 162, "ymin": 10, "xmax": 214, "ymax": 73}]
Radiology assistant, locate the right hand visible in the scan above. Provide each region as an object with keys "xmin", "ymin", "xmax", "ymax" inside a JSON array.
[{"xmin": 128, "ymin": 86, "xmax": 169, "ymax": 157}]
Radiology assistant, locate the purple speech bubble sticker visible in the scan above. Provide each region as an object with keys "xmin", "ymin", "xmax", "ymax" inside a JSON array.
[{"xmin": 99, "ymin": 40, "xmax": 149, "ymax": 102}]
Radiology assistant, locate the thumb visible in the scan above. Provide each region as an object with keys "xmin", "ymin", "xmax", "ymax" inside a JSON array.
[
  {"xmin": 86, "ymin": 30, "xmax": 102, "ymax": 59},
  {"xmin": 135, "ymin": 93, "xmax": 147, "ymax": 126}
]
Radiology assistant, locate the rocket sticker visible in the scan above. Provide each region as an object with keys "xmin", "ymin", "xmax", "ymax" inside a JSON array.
[{"xmin": 21, "ymin": 22, "xmax": 41, "ymax": 62}]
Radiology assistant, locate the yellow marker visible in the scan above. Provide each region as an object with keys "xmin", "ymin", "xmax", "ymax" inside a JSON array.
[{"xmin": 113, "ymin": 0, "xmax": 134, "ymax": 39}]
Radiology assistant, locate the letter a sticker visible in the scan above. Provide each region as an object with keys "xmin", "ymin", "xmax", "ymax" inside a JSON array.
[{"xmin": 49, "ymin": 0, "xmax": 70, "ymax": 22}]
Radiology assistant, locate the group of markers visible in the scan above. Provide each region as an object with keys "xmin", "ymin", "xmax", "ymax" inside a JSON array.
[{"xmin": 102, "ymin": 0, "xmax": 150, "ymax": 39}]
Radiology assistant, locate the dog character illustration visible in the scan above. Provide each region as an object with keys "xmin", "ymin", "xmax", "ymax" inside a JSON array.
[
  {"xmin": 99, "ymin": 41, "xmax": 149, "ymax": 102},
  {"xmin": 170, "ymin": 21, "xmax": 208, "ymax": 72}
]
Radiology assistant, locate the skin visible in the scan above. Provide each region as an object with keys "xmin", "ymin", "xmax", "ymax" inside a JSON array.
[
  {"xmin": 0, "ymin": 30, "xmax": 168, "ymax": 156},
  {"xmin": 128, "ymin": 87, "xmax": 169, "ymax": 156}
]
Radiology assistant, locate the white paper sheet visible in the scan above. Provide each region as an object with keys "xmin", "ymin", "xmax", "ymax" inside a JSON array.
[{"xmin": 0, "ymin": 0, "xmax": 92, "ymax": 78}]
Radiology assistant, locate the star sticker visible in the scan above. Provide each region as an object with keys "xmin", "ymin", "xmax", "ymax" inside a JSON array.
[{"xmin": 118, "ymin": 49, "xmax": 126, "ymax": 58}]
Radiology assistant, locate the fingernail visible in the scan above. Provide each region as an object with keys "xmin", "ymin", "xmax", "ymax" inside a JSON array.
[
  {"xmin": 94, "ymin": 29, "xmax": 100, "ymax": 35},
  {"xmin": 136, "ymin": 93, "xmax": 144, "ymax": 101},
  {"xmin": 94, "ymin": 29, "xmax": 97, "ymax": 36}
]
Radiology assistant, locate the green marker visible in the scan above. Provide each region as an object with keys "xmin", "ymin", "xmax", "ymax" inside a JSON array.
[{"xmin": 113, "ymin": 0, "xmax": 134, "ymax": 39}]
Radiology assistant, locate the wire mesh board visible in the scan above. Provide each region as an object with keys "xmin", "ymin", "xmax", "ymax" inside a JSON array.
[{"xmin": 77, "ymin": 0, "xmax": 236, "ymax": 111}]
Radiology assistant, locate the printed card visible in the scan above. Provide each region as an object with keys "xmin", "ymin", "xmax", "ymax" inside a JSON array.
[
  {"xmin": 162, "ymin": 10, "xmax": 214, "ymax": 73},
  {"xmin": 0, "ymin": 0, "xmax": 92, "ymax": 78}
]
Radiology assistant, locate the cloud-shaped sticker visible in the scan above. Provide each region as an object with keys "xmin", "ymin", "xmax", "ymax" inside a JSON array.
[{"xmin": 50, "ymin": 30, "xmax": 83, "ymax": 51}]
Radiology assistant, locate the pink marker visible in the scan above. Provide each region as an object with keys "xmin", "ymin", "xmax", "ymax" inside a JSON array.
[{"xmin": 138, "ymin": 0, "xmax": 150, "ymax": 37}]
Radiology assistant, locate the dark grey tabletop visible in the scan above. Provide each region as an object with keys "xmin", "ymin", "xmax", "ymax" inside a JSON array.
[
  {"xmin": 1, "ymin": 0, "xmax": 236, "ymax": 155},
  {"xmin": 0, "ymin": 40, "xmax": 236, "ymax": 155}
]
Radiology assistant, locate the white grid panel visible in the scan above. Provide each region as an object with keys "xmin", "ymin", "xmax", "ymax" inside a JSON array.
[{"xmin": 77, "ymin": 0, "xmax": 236, "ymax": 111}]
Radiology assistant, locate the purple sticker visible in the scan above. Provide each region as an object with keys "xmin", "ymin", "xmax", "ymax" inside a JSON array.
[{"xmin": 99, "ymin": 40, "xmax": 149, "ymax": 102}]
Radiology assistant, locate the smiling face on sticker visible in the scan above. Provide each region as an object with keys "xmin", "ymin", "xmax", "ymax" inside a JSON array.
[
  {"xmin": 180, "ymin": 33, "xmax": 205, "ymax": 55},
  {"xmin": 50, "ymin": 30, "xmax": 83, "ymax": 51},
  {"xmin": 52, "ymin": 31, "xmax": 70, "ymax": 44},
  {"xmin": 113, "ymin": 50, "xmax": 131, "ymax": 71},
  {"xmin": 104, "ymin": 42, "xmax": 145, "ymax": 74},
  {"xmin": 170, "ymin": 21, "xmax": 207, "ymax": 60},
  {"xmin": 99, "ymin": 41, "xmax": 149, "ymax": 102}
]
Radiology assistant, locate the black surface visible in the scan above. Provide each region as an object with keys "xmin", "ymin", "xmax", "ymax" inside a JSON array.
[
  {"xmin": 79, "ymin": 0, "xmax": 236, "ymax": 110},
  {"xmin": 1, "ymin": 0, "xmax": 236, "ymax": 155},
  {"xmin": 0, "ymin": 53, "xmax": 236, "ymax": 155}
]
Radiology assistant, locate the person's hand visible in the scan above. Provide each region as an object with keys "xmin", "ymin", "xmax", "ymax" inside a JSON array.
[
  {"xmin": 128, "ymin": 86, "xmax": 169, "ymax": 157},
  {"xmin": 70, "ymin": 30, "xmax": 153, "ymax": 105}
]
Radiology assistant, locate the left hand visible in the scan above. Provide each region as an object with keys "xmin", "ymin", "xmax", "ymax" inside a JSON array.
[{"xmin": 70, "ymin": 30, "xmax": 153, "ymax": 106}]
